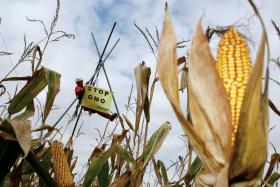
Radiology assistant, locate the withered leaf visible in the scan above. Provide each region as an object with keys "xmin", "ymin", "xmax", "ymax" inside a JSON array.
[
  {"xmin": 157, "ymin": 8, "xmax": 224, "ymax": 172},
  {"xmin": 134, "ymin": 61, "xmax": 151, "ymax": 132},
  {"xmin": 189, "ymin": 18, "xmax": 231, "ymax": 170},
  {"xmin": 9, "ymin": 119, "xmax": 31, "ymax": 157},
  {"xmin": 230, "ymin": 34, "xmax": 268, "ymax": 181}
]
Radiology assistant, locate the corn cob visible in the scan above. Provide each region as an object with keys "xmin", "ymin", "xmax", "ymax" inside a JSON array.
[
  {"xmin": 216, "ymin": 28, "xmax": 252, "ymax": 145},
  {"xmin": 51, "ymin": 140, "xmax": 74, "ymax": 187}
]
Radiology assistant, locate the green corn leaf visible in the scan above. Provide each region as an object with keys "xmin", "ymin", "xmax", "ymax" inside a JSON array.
[
  {"xmin": 117, "ymin": 145, "xmax": 135, "ymax": 164},
  {"xmin": 186, "ymin": 156, "xmax": 202, "ymax": 182},
  {"xmin": 143, "ymin": 122, "xmax": 170, "ymax": 167},
  {"xmin": 8, "ymin": 67, "xmax": 61, "ymax": 123},
  {"xmin": 22, "ymin": 161, "xmax": 34, "ymax": 176},
  {"xmin": 264, "ymin": 153, "xmax": 280, "ymax": 182},
  {"xmin": 8, "ymin": 68, "xmax": 47, "ymax": 114},
  {"xmin": 13, "ymin": 100, "xmax": 35, "ymax": 120},
  {"xmin": 41, "ymin": 148, "xmax": 52, "ymax": 170},
  {"xmin": 1, "ymin": 177, "xmax": 12, "ymax": 187},
  {"xmin": 0, "ymin": 136, "xmax": 21, "ymax": 183},
  {"xmin": 0, "ymin": 120, "xmax": 22, "ymax": 183},
  {"xmin": 43, "ymin": 68, "xmax": 61, "ymax": 123},
  {"xmin": 158, "ymin": 160, "xmax": 169, "ymax": 185},
  {"xmin": 267, "ymin": 172, "xmax": 280, "ymax": 185},
  {"xmin": 83, "ymin": 145, "xmax": 118, "ymax": 187},
  {"xmin": 97, "ymin": 161, "xmax": 109, "ymax": 187},
  {"xmin": 26, "ymin": 151, "xmax": 57, "ymax": 187}
]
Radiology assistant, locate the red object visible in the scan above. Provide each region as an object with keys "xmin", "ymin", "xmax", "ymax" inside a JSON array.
[{"xmin": 75, "ymin": 85, "xmax": 84, "ymax": 95}]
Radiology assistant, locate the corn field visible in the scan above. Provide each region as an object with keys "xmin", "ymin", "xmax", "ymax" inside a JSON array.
[{"xmin": 0, "ymin": 0, "xmax": 279, "ymax": 187}]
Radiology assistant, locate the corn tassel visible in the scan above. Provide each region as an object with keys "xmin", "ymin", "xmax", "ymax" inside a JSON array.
[
  {"xmin": 51, "ymin": 140, "xmax": 74, "ymax": 187},
  {"xmin": 216, "ymin": 28, "xmax": 252, "ymax": 145}
]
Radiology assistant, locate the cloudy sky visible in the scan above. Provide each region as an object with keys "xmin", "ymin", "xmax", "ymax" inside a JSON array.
[{"xmin": 1, "ymin": 0, "xmax": 280, "ymax": 183}]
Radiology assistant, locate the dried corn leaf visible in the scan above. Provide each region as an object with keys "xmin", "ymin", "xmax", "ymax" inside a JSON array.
[
  {"xmin": 0, "ymin": 130, "xmax": 17, "ymax": 141},
  {"xmin": 112, "ymin": 130, "xmax": 128, "ymax": 145},
  {"xmin": 179, "ymin": 67, "xmax": 188, "ymax": 91},
  {"xmin": 122, "ymin": 114, "xmax": 135, "ymax": 132},
  {"xmin": 32, "ymin": 46, "xmax": 42, "ymax": 73},
  {"xmin": 9, "ymin": 119, "xmax": 31, "ymax": 157},
  {"xmin": 134, "ymin": 61, "xmax": 151, "ymax": 132},
  {"xmin": 196, "ymin": 165, "xmax": 228, "ymax": 187},
  {"xmin": 188, "ymin": 90, "xmax": 225, "ymax": 171},
  {"xmin": 177, "ymin": 56, "xmax": 186, "ymax": 66},
  {"xmin": 70, "ymin": 157, "xmax": 77, "ymax": 172},
  {"xmin": 149, "ymin": 77, "xmax": 159, "ymax": 105},
  {"xmin": 189, "ymin": 19, "xmax": 231, "ymax": 164},
  {"xmin": 32, "ymin": 124, "xmax": 58, "ymax": 133},
  {"xmin": 89, "ymin": 147, "xmax": 104, "ymax": 161},
  {"xmin": 230, "ymin": 34, "xmax": 268, "ymax": 181},
  {"xmin": 157, "ymin": 7, "xmax": 221, "ymax": 172},
  {"xmin": 111, "ymin": 171, "xmax": 131, "ymax": 187},
  {"xmin": 157, "ymin": 7, "xmax": 180, "ymax": 107}
]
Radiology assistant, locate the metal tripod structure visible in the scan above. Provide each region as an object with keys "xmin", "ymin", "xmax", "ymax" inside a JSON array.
[{"xmin": 51, "ymin": 22, "xmax": 130, "ymax": 149}]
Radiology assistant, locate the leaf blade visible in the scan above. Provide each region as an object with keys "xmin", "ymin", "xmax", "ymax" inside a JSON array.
[
  {"xmin": 156, "ymin": 7, "xmax": 222, "ymax": 172},
  {"xmin": 8, "ymin": 69, "xmax": 47, "ymax": 114},
  {"xmin": 43, "ymin": 68, "xmax": 61, "ymax": 123},
  {"xmin": 143, "ymin": 122, "xmax": 170, "ymax": 167},
  {"xmin": 83, "ymin": 145, "xmax": 118, "ymax": 187},
  {"xmin": 230, "ymin": 34, "xmax": 268, "ymax": 181}
]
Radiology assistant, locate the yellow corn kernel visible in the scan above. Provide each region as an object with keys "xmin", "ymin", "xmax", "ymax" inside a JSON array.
[
  {"xmin": 216, "ymin": 28, "xmax": 252, "ymax": 145},
  {"xmin": 51, "ymin": 141, "xmax": 74, "ymax": 187}
]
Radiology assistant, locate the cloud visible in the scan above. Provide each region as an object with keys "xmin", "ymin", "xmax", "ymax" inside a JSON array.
[{"xmin": 1, "ymin": 0, "xmax": 280, "ymax": 184}]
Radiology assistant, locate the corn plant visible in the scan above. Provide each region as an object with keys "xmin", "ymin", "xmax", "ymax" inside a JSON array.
[
  {"xmin": 1, "ymin": 1, "xmax": 279, "ymax": 187},
  {"xmin": 0, "ymin": 0, "xmax": 75, "ymax": 186},
  {"xmin": 155, "ymin": 2, "xmax": 278, "ymax": 186}
]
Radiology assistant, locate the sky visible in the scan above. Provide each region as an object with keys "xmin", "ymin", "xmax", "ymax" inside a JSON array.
[{"xmin": 1, "ymin": 0, "xmax": 280, "ymax": 184}]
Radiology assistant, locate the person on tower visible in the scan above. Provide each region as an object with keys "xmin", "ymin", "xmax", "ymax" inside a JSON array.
[{"xmin": 75, "ymin": 78, "xmax": 118, "ymax": 121}]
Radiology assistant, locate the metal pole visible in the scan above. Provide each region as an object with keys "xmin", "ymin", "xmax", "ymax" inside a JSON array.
[
  {"xmin": 91, "ymin": 30, "xmax": 133, "ymax": 154},
  {"xmin": 52, "ymin": 98, "xmax": 77, "ymax": 129},
  {"xmin": 102, "ymin": 65, "xmax": 120, "ymax": 115},
  {"xmin": 70, "ymin": 106, "xmax": 83, "ymax": 138},
  {"xmin": 70, "ymin": 23, "xmax": 117, "ymax": 139},
  {"xmin": 89, "ymin": 22, "xmax": 117, "ymax": 84}
]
